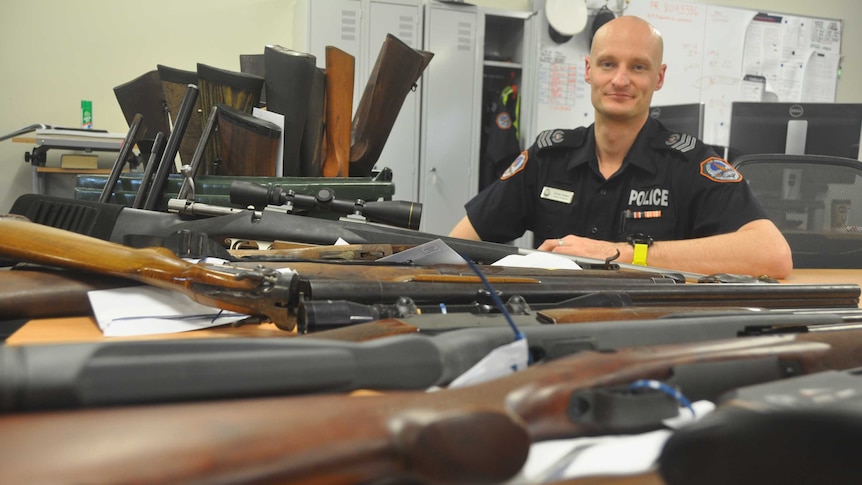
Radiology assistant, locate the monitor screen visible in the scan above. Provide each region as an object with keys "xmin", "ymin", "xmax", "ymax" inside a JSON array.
[
  {"xmin": 649, "ymin": 103, "xmax": 704, "ymax": 138},
  {"xmin": 729, "ymin": 102, "xmax": 862, "ymax": 161}
]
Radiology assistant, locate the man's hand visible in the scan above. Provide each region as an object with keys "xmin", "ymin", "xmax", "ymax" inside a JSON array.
[
  {"xmin": 535, "ymin": 220, "xmax": 793, "ymax": 279},
  {"xmin": 537, "ymin": 235, "xmax": 631, "ymax": 262}
]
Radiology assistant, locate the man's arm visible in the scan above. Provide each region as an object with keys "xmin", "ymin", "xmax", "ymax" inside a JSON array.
[
  {"xmin": 537, "ymin": 219, "xmax": 793, "ymax": 279},
  {"xmin": 449, "ymin": 215, "xmax": 481, "ymax": 240}
]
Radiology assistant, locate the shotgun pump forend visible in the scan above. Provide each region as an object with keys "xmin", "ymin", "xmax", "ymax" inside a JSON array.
[{"xmin": 229, "ymin": 180, "xmax": 422, "ymax": 230}]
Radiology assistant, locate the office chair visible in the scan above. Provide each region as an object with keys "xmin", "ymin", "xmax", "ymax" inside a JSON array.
[{"xmin": 733, "ymin": 153, "xmax": 862, "ymax": 268}]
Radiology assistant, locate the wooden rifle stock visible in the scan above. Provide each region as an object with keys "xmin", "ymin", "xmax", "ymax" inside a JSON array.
[
  {"xmin": 350, "ymin": 34, "xmax": 434, "ymax": 176},
  {"xmin": 0, "ymin": 217, "xmax": 298, "ymax": 329},
  {"xmin": 3, "ymin": 329, "xmax": 862, "ymax": 484},
  {"xmin": 323, "ymin": 46, "xmax": 355, "ymax": 177},
  {"xmin": 215, "ymin": 104, "xmax": 281, "ymax": 176}
]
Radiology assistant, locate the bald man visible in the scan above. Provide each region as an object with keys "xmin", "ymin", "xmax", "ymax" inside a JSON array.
[{"xmin": 449, "ymin": 16, "xmax": 792, "ymax": 278}]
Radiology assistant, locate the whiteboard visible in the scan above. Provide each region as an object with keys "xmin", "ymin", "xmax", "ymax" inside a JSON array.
[{"xmin": 532, "ymin": 0, "xmax": 843, "ymax": 147}]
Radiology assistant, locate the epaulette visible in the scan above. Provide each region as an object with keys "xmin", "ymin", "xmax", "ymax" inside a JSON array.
[
  {"xmin": 651, "ymin": 131, "xmax": 705, "ymax": 160},
  {"xmin": 535, "ymin": 128, "xmax": 587, "ymax": 152}
]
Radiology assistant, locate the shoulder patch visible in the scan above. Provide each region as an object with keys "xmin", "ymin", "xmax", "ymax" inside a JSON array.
[
  {"xmin": 699, "ymin": 157, "xmax": 743, "ymax": 183},
  {"xmin": 501, "ymin": 151, "xmax": 528, "ymax": 180},
  {"xmin": 663, "ymin": 133, "xmax": 698, "ymax": 153},
  {"xmin": 535, "ymin": 128, "xmax": 586, "ymax": 152}
]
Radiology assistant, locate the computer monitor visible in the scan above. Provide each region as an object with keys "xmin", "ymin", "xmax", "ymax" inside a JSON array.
[
  {"xmin": 729, "ymin": 102, "xmax": 862, "ymax": 161},
  {"xmin": 649, "ymin": 103, "xmax": 705, "ymax": 138}
]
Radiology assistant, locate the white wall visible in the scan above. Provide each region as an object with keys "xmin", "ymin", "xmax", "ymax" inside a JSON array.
[{"xmin": 0, "ymin": 0, "xmax": 858, "ymax": 211}]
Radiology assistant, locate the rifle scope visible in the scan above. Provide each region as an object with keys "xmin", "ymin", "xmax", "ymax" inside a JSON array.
[{"xmin": 229, "ymin": 180, "xmax": 422, "ymax": 230}]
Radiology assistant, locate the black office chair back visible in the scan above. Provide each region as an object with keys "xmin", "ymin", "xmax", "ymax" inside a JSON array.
[{"xmin": 734, "ymin": 153, "xmax": 862, "ymax": 268}]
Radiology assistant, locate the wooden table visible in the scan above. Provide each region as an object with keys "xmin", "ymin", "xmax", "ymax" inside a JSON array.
[{"xmin": 6, "ymin": 268, "xmax": 862, "ymax": 346}]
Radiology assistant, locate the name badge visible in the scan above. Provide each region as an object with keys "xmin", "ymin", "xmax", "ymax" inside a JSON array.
[{"xmin": 540, "ymin": 186, "xmax": 574, "ymax": 204}]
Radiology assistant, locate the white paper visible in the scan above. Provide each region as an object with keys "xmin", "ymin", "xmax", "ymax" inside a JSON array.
[
  {"xmin": 88, "ymin": 286, "xmax": 248, "ymax": 337},
  {"xmin": 375, "ymin": 238, "xmax": 465, "ymax": 265},
  {"xmin": 252, "ymin": 108, "xmax": 285, "ymax": 177},
  {"xmin": 448, "ymin": 338, "xmax": 530, "ymax": 388},
  {"xmin": 506, "ymin": 400, "xmax": 715, "ymax": 483},
  {"xmin": 492, "ymin": 251, "xmax": 582, "ymax": 270}
]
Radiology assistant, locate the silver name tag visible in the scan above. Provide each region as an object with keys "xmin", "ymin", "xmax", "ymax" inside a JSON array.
[{"xmin": 540, "ymin": 186, "xmax": 574, "ymax": 204}]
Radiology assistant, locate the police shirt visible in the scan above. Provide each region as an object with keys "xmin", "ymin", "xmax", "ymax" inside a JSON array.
[{"xmin": 464, "ymin": 117, "xmax": 768, "ymax": 245}]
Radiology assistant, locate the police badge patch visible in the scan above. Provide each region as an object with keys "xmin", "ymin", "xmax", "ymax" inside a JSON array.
[
  {"xmin": 700, "ymin": 157, "xmax": 743, "ymax": 182},
  {"xmin": 501, "ymin": 151, "xmax": 528, "ymax": 180},
  {"xmin": 496, "ymin": 112, "xmax": 512, "ymax": 130}
]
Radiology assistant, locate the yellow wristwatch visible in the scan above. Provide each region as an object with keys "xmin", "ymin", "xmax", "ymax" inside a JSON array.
[{"xmin": 627, "ymin": 233, "xmax": 653, "ymax": 266}]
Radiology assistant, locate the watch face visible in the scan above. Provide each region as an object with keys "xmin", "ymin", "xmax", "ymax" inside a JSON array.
[{"xmin": 628, "ymin": 233, "xmax": 653, "ymax": 246}]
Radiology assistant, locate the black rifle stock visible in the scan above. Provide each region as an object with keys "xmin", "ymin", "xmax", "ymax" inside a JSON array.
[
  {"xmin": 264, "ymin": 45, "xmax": 317, "ymax": 177},
  {"xmin": 3, "ymin": 328, "xmax": 862, "ymax": 484},
  {"xmin": 300, "ymin": 66, "xmax": 326, "ymax": 177},
  {"xmin": 112, "ymin": 70, "xmax": 170, "ymax": 142}
]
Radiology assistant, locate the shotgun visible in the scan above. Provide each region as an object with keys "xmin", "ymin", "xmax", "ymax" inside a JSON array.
[
  {"xmin": 323, "ymin": 46, "xmax": 355, "ymax": 178},
  {"xmin": 0, "ymin": 217, "xmax": 301, "ymax": 330},
  {"xmin": 99, "ymin": 113, "xmax": 144, "ymax": 204},
  {"xmin": 112, "ymin": 70, "xmax": 170, "ymax": 143},
  {"xmin": 350, "ymin": 34, "xmax": 435, "ymax": 176},
  {"xmin": 0, "ymin": 313, "xmax": 855, "ymax": 412},
  {"xmin": 4, "ymin": 327, "xmax": 862, "ymax": 484}
]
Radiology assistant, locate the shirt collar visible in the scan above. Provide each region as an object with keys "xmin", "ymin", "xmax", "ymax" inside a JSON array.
[{"xmin": 566, "ymin": 118, "xmax": 661, "ymax": 175}]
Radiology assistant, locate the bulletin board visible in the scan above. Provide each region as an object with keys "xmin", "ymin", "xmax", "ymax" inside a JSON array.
[{"xmin": 532, "ymin": 0, "xmax": 843, "ymax": 147}]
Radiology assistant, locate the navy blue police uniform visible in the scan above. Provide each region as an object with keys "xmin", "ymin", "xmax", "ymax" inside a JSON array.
[{"xmin": 464, "ymin": 117, "xmax": 768, "ymax": 246}]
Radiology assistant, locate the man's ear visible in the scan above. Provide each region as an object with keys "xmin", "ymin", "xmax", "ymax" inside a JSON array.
[
  {"xmin": 584, "ymin": 56, "xmax": 592, "ymax": 84},
  {"xmin": 654, "ymin": 64, "xmax": 667, "ymax": 91}
]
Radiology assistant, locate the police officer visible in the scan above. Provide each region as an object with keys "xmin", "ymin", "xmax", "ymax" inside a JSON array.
[{"xmin": 449, "ymin": 16, "xmax": 792, "ymax": 279}]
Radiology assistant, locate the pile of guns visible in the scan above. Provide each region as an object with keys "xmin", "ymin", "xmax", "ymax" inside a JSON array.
[
  {"xmin": 2, "ymin": 33, "xmax": 861, "ymax": 483},
  {"xmin": 3, "ymin": 189, "xmax": 862, "ymax": 484}
]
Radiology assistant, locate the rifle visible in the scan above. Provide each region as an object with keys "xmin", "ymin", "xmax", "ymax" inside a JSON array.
[
  {"xmin": 7, "ymin": 193, "xmax": 704, "ymax": 278},
  {"xmin": 4, "ymin": 327, "xmax": 862, "ymax": 484},
  {"xmin": 0, "ymin": 217, "xmax": 301, "ymax": 330},
  {"xmin": 0, "ymin": 312, "xmax": 854, "ymax": 412},
  {"xmin": 350, "ymin": 33, "xmax": 434, "ymax": 176},
  {"xmin": 323, "ymin": 46, "xmax": 355, "ymax": 178}
]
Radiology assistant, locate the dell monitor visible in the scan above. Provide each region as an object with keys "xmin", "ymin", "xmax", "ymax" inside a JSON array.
[
  {"xmin": 649, "ymin": 103, "xmax": 705, "ymax": 138},
  {"xmin": 729, "ymin": 102, "xmax": 862, "ymax": 161}
]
